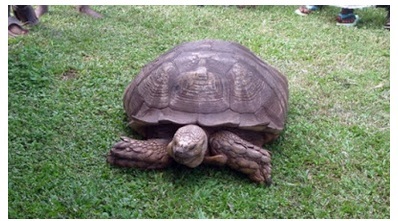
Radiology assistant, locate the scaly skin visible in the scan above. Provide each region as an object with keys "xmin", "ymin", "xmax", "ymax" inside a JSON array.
[
  {"xmin": 208, "ymin": 131, "xmax": 272, "ymax": 185},
  {"xmin": 107, "ymin": 136, "xmax": 172, "ymax": 169},
  {"xmin": 166, "ymin": 125, "xmax": 208, "ymax": 168},
  {"xmin": 108, "ymin": 126, "xmax": 273, "ymax": 185}
]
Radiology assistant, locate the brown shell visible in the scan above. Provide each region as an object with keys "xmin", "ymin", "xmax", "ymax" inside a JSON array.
[{"xmin": 123, "ymin": 40, "xmax": 288, "ymax": 135}]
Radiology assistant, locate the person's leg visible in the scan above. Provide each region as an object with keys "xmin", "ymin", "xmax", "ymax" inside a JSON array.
[
  {"xmin": 12, "ymin": 5, "xmax": 39, "ymax": 25},
  {"xmin": 385, "ymin": 8, "xmax": 390, "ymax": 30},
  {"xmin": 336, "ymin": 8, "xmax": 359, "ymax": 26},
  {"xmin": 378, "ymin": 6, "xmax": 390, "ymax": 30}
]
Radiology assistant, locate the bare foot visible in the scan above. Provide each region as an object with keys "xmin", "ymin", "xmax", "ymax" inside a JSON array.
[
  {"xmin": 35, "ymin": 5, "xmax": 49, "ymax": 18},
  {"xmin": 76, "ymin": 5, "xmax": 103, "ymax": 19}
]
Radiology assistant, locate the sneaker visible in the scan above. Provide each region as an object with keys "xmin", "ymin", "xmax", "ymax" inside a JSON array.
[
  {"xmin": 336, "ymin": 14, "xmax": 360, "ymax": 27},
  {"xmin": 295, "ymin": 5, "xmax": 321, "ymax": 16}
]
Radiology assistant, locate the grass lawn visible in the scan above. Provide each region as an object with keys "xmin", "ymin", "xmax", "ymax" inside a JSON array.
[{"xmin": 8, "ymin": 5, "xmax": 390, "ymax": 219}]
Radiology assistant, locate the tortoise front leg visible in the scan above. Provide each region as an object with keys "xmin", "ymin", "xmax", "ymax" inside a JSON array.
[
  {"xmin": 107, "ymin": 137, "xmax": 173, "ymax": 169},
  {"xmin": 207, "ymin": 131, "xmax": 272, "ymax": 185}
]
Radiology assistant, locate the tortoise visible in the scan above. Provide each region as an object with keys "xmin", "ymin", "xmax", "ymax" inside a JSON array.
[{"xmin": 107, "ymin": 39, "xmax": 288, "ymax": 185}]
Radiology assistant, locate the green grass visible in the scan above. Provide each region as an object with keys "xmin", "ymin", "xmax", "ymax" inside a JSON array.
[{"xmin": 8, "ymin": 5, "xmax": 389, "ymax": 219}]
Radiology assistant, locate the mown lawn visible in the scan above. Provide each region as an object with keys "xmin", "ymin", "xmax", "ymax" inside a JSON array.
[{"xmin": 8, "ymin": 5, "xmax": 389, "ymax": 218}]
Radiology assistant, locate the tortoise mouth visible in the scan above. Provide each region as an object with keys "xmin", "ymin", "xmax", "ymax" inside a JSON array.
[
  {"xmin": 174, "ymin": 154, "xmax": 204, "ymax": 168},
  {"xmin": 167, "ymin": 141, "xmax": 206, "ymax": 168}
]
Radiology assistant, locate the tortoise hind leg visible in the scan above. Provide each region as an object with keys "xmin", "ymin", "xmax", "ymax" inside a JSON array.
[
  {"xmin": 107, "ymin": 137, "xmax": 173, "ymax": 169},
  {"xmin": 207, "ymin": 131, "xmax": 272, "ymax": 185}
]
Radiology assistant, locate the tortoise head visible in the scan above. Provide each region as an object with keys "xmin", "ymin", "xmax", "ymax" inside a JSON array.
[{"xmin": 167, "ymin": 125, "xmax": 208, "ymax": 168}]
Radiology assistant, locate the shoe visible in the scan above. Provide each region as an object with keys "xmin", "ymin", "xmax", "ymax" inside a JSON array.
[
  {"xmin": 336, "ymin": 14, "xmax": 360, "ymax": 27},
  {"xmin": 295, "ymin": 5, "xmax": 321, "ymax": 16},
  {"xmin": 8, "ymin": 16, "xmax": 29, "ymax": 37}
]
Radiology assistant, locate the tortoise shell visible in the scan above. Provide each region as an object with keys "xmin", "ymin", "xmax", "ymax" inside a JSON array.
[{"xmin": 123, "ymin": 39, "xmax": 288, "ymax": 135}]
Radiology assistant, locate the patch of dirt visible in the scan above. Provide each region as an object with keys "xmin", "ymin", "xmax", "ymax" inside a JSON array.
[{"xmin": 61, "ymin": 69, "xmax": 78, "ymax": 80}]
